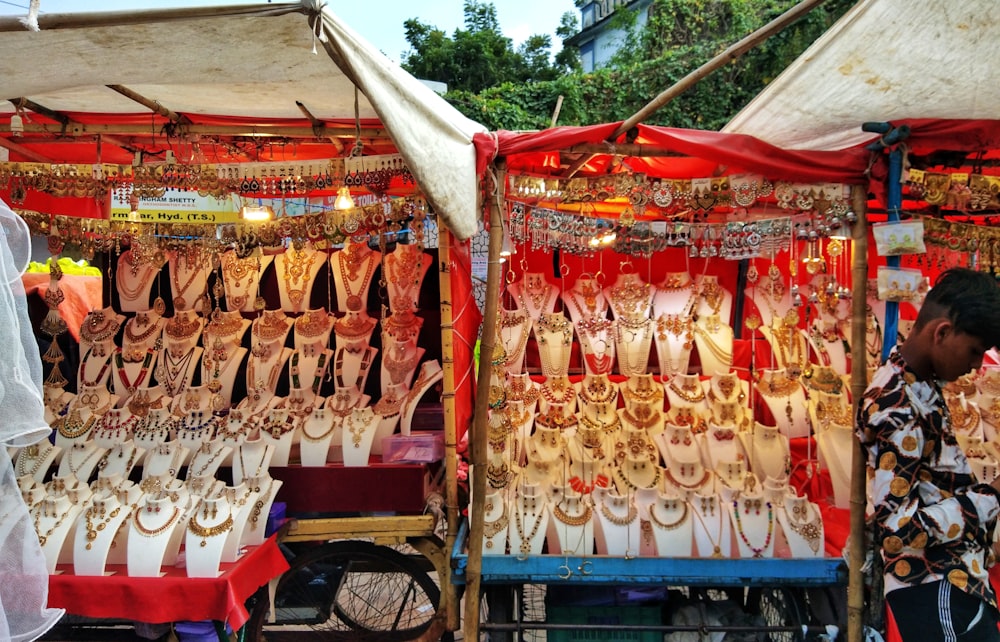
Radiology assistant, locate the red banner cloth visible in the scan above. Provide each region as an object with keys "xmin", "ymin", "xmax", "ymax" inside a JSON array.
[
  {"xmin": 22, "ymin": 272, "xmax": 102, "ymax": 342},
  {"xmin": 47, "ymin": 534, "xmax": 288, "ymax": 629}
]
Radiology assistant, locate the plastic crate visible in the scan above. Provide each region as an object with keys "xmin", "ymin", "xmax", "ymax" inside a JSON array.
[{"xmin": 546, "ymin": 605, "xmax": 662, "ymax": 642}]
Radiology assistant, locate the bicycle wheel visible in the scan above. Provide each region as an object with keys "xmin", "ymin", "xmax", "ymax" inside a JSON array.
[{"xmin": 249, "ymin": 540, "xmax": 441, "ymax": 641}]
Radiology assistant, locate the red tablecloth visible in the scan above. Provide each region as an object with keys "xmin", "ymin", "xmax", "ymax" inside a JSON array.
[{"xmin": 47, "ymin": 534, "xmax": 289, "ymax": 629}]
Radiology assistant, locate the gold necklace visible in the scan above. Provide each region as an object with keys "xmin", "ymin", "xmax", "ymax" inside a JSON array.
[
  {"xmin": 622, "ymin": 377, "xmax": 663, "ymax": 404},
  {"xmin": 187, "ymin": 507, "xmax": 234, "ymax": 547},
  {"xmin": 338, "ymin": 249, "xmax": 376, "ymax": 312},
  {"xmin": 17, "ymin": 443, "xmax": 51, "ymax": 477},
  {"xmin": 668, "ymin": 377, "xmax": 705, "ymax": 404},
  {"xmin": 335, "ymin": 311, "xmax": 378, "ymax": 342},
  {"xmin": 599, "ymin": 498, "xmax": 637, "ymax": 526},
  {"xmin": 690, "ymin": 498, "xmax": 725, "ymax": 558},
  {"xmin": 222, "ymin": 251, "xmax": 259, "ymax": 310},
  {"xmin": 946, "ymin": 396, "xmax": 980, "ymax": 434},
  {"xmin": 124, "ymin": 313, "xmax": 162, "ymax": 344},
  {"xmin": 280, "ymin": 245, "xmax": 318, "ymax": 311},
  {"xmin": 205, "ymin": 310, "xmax": 244, "ymax": 338},
  {"xmin": 499, "ymin": 308, "xmax": 531, "ymax": 369},
  {"xmin": 648, "ymin": 500, "xmax": 689, "ymax": 530},
  {"xmin": 693, "ymin": 321, "xmax": 734, "ymax": 367},
  {"xmin": 387, "ymin": 246, "xmax": 425, "ymax": 311},
  {"xmin": 164, "ymin": 314, "xmax": 201, "ymax": 341},
  {"xmin": 615, "ymin": 315, "xmax": 653, "ymax": 377},
  {"xmin": 80, "ymin": 310, "xmax": 122, "ymax": 343},
  {"xmin": 551, "ymin": 500, "xmax": 592, "ymax": 527},
  {"xmin": 699, "ymin": 279, "xmax": 724, "ymax": 314},
  {"xmin": 620, "ymin": 404, "xmax": 661, "ymax": 430},
  {"xmin": 253, "ymin": 311, "xmax": 291, "ymax": 342},
  {"xmin": 171, "ymin": 254, "xmax": 205, "ymax": 309},
  {"xmin": 664, "ymin": 463, "xmax": 710, "ymax": 490},
  {"xmin": 614, "ymin": 463, "xmax": 662, "ymax": 491},
  {"xmin": 32, "ymin": 502, "xmax": 73, "ymax": 547},
  {"xmin": 58, "ymin": 408, "xmax": 101, "ymax": 439},
  {"xmin": 346, "ymin": 408, "xmax": 376, "ymax": 448},
  {"xmin": 483, "ymin": 502, "xmax": 509, "ymax": 547},
  {"xmin": 785, "ymin": 501, "xmax": 822, "ymax": 553},
  {"xmin": 513, "ymin": 500, "xmax": 546, "ymax": 554},
  {"xmin": 520, "ymin": 274, "xmax": 552, "ymax": 312},
  {"xmin": 131, "ymin": 505, "xmax": 181, "ymax": 538},
  {"xmin": 608, "ymin": 277, "xmax": 650, "ymax": 318},
  {"xmin": 295, "ymin": 309, "xmax": 332, "ymax": 339},
  {"xmin": 567, "ymin": 279, "xmax": 603, "ymax": 317},
  {"xmin": 116, "ymin": 251, "xmax": 159, "ymax": 302},
  {"xmin": 536, "ymin": 313, "xmax": 573, "ymax": 377},
  {"xmin": 83, "ymin": 504, "xmax": 122, "ymax": 550}
]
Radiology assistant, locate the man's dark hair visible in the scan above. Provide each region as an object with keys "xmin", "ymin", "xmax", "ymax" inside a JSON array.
[{"xmin": 914, "ymin": 267, "xmax": 1000, "ymax": 349}]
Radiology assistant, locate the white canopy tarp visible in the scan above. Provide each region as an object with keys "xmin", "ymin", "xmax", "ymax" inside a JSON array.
[
  {"xmin": 0, "ymin": 1, "xmax": 486, "ymax": 239},
  {"xmin": 723, "ymin": 0, "xmax": 1000, "ymax": 151}
]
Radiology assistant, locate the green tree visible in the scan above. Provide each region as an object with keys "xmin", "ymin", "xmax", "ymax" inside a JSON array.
[
  {"xmin": 402, "ymin": 1, "xmax": 577, "ymax": 93},
  {"xmin": 434, "ymin": 0, "xmax": 853, "ymax": 131}
]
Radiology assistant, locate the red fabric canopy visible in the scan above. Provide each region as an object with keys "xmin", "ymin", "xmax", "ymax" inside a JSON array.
[{"xmin": 475, "ymin": 122, "xmax": 871, "ymax": 184}]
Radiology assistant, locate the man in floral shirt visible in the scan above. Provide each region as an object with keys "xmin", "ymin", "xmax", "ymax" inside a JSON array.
[{"xmin": 858, "ymin": 268, "xmax": 1000, "ymax": 641}]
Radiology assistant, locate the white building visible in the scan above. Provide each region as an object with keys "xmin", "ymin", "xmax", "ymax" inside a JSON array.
[{"xmin": 567, "ymin": 0, "xmax": 655, "ymax": 72}]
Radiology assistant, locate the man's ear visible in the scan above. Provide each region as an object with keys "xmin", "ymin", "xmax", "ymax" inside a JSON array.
[{"xmin": 930, "ymin": 318, "xmax": 953, "ymax": 343}]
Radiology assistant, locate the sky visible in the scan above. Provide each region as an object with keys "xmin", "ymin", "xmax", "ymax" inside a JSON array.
[{"xmin": 0, "ymin": 0, "xmax": 579, "ymax": 63}]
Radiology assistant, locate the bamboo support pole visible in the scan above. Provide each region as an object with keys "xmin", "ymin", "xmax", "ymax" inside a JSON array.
[
  {"xmin": 610, "ymin": 0, "xmax": 831, "ymax": 140},
  {"xmin": 463, "ymin": 163, "xmax": 507, "ymax": 639},
  {"xmin": 847, "ymin": 185, "xmax": 870, "ymax": 642},
  {"xmin": 563, "ymin": 0, "xmax": 832, "ymax": 179},
  {"xmin": 437, "ymin": 225, "xmax": 462, "ymax": 633}
]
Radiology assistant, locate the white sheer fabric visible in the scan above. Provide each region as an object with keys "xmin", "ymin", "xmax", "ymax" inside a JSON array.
[{"xmin": 0, "ymin": 199, "xmax": 64, "ymax": 641}]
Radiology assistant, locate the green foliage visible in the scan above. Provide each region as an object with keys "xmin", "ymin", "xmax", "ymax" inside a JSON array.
[
  {"xmin": 422, "ymin": 0, "xmax": 854, "ymax": 131},
  {"xmin": 401, "ymin": 0, "xmax": 578, "ymax": 94}
]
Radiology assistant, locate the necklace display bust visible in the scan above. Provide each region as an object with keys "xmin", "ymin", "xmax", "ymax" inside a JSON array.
[
  {"xmin": 384, "ymin": 243, "xmax": 430, "ymax": 314},
  {"xmin": 644, "ymin": 491, "xmax": 694, "ymax": 557},
  {"xmin": 168, "ymin": 250, "xmax": 212, "ymax": 312},
  {"xmin": 116, "ymin": 249, "xmax": 165, "ymax": 313},
  {"xmin": 562, "ymin": 275, "xmax": 609, "ymax": 323},
  {"xmin": 331, "ymin": 238, "xmax": 380, "ymax": 313},
  {"xmin": 221, "ymin": 248, "xmax": 273, "ymax": 313},
  {"xmin": 592, "ymin": 488, "xmax": 640, "ymax": 556},
  {"xmin": 275, "ymin": 241, "xmax": 324, "ymax": 313},
  {"xmin": 510, "ymin": 272, "xmax": 557, "ymax": 320},
  {"xmin": 604, "ymin": 272, "xmax": 654, "ymax": 320},
  {"xmin": 547, "ymin": 486, "xmax": 594, "ymax": 556}
]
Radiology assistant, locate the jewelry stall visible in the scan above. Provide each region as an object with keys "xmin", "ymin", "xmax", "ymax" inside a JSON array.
[
  {"xmin": 1, "ymin": 5, "xmax": 487, "ymax": 640},
  {"xmin": 458, "ymin": 123, "xmax": 877, "ymax": 640}
]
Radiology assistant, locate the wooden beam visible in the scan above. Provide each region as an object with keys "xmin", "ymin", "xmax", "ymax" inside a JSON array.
[
  {"xmin": 562, "ymin": 143, "xmax": 685, "ymax": 158},
  {"xmin": 105, "ymin": 85, "xmax": 189, "ymax": 124},
  {"xmin": 5, "ymin": 97, "xmax": 73, "ymax": 127},
  {"xmin": 0, "ymin": 136, "xmax": 53, "ymax": 162},
  {"xmin": 3, "ymin": 122, "xmax": 388, "ymax": 140},
  {"xmin": 296, "ymin": 100, "xmax": 349, "ymax": 153}
]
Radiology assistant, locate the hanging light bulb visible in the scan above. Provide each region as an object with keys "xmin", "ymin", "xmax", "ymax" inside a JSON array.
[
  {"xmin": 241, "ymin": 204, "xmax": 274, "ymax": 221},
  {"xmin": 334, "ymin": 186, "xmax": 355, "ymax": 211},
  {"xmin": 499, "ymin": 218, "xmax": 515, "ymax": 261},
  {"xmin": 128, "ymin": 193, "xmax": 141, "ymax": 222}
]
